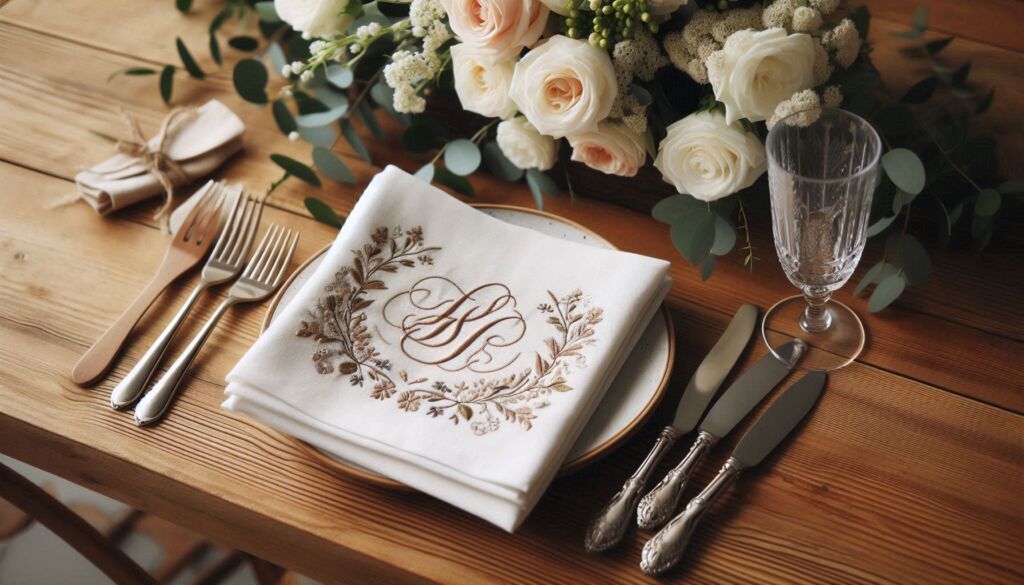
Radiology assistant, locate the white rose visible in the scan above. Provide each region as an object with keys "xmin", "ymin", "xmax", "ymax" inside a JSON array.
[
  {"xmin": 567, "ymin": 122, "xmax": 646, "ymax": 177},
  {"xmin": 707, "ymin": 28, "xmax": 817, "ymax": 125},
  {"xmin": 509, "ymin": 36, "xmax": 618, "ymax": 138},
  {"xmin": 654, "ymin": 110, "xmax": 766, "ymax": 202},
  {"xmin": 274, "ymin": 0, "xmax": 355, "ymax": 37},
  {"xmin": 496, "ymin": 117, "xmax": 557, "ymax": 171},
  {"xmin": 450, "ymin": 44, "xmax": 518, "ymax": 120},
  {"xmin": 440, "ymin": 0, "xmax": 548, "ymax": 60}
]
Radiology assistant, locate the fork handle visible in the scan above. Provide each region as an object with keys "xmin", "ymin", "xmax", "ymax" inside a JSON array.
[
  {"xmin": 72, "ymin": 270, "xmax": 181, "ymax": 386},
  {"xmin": 134, "ymin": 297, "xmax": 235, "ymax": 426},
  {"xmin": 110, "ymin": 282, "xmax": 210, "ymax": 410}
]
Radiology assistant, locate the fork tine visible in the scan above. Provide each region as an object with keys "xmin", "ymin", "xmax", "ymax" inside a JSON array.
[
  {"xmin": 195, "ymin": 185, "xmax": 228, "ymax": 247},
  {"xmin": 209, "ymin": 187, "xmax": 245, "ymax": 261},
  {"xmin": 228, "ymin": 193, "xmax": 266, "ymax": 266},
  {"xmin": 258, "ymin": 228, "xmax": 292, "ymax": 284},
  {"xmin": 177, "ymin": 181, "xmax": 219, "ymax": 242},
  {"xmin": 219, "ymin": 194, "xmax": 252, "ymax": 263},
  {"xmin": 255, "ymin": 225, "xmax": 287, "ymax": 282},
  {"xmin": 268, "ymin": 230, "xmax": 299, "ymax": 286},
  {"xmin": 243, "ymin": 225, "xmax": 278, "ymax": 279}
]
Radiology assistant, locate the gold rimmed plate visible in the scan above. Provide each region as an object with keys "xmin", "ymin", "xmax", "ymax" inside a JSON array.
[{"xmin": 262, "ymin": 204, "xmax": 675, "ymax": 490}]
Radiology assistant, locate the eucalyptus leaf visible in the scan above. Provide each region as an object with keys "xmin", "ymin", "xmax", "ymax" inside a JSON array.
[
  {"xmin": 976, "ymin": 89, "xmax": 995, "ymax": 114},
  {"xmin": 975, "ymin": 188, "xmax": 1001, "ymax": 217},
  {"xmin": 401, "ymin": 123, "xmax": 441, "ymax": 154},
  {"xmin": 209, "ymin": 8, "xmax": 230, "ymax": 33},
  {"xmin": 526, "ymin": 169, "xmax": 560, "ymax": 198},
  {"xmin": 272, "ymin": 100, "xmax": 297, "ymax": 135},
  {"xmin": 868, "ymin": 273, "xmax": 906, "ymax": 312},
  {"xmin": 255, "ymin": 1, "xmax": 280, "ymax": 22},
  {"xmin": 700, "ymin": 255, "xmax": 716, "ymax": 282},
  {"xmin": 901, "ymin": 77, "xmax": 937, "ymax": 104},
  {"xmin": 267, "ymin": 43, "xmax": 288, "ymax": 78},
  {"xmin": 233, "ymin": 58, "xmax": 268, "ymax": 104},
  {"xmin": 107, "ymin": 67, "xmax": 156, "ymax": 82},
  {"xmin": 356, "ymin": 101, "xmax": 384, "ymax": 139},
  {"xmin": 326, "ymin": 64, "xmax": 355, "ymax": 89},
  {"xmin": 925, "ymin": 37, "xmax": 953, "ymax": 55},
  {"xmin": 415, "ymin": 164, "xmax": 435, "ymax": 183},
  {"xmin": 630, "ymin": 84, "xmax": 652, "ymax": 107},
  {"xmin": 229, "ymin": 36, "xmax": 260, "ymax": 52},
  {"xmin": 341, "ymin": 119, "xmax": 371, "ymax": 163},
  {"xmin": 948, "ymin": 201, "xmax": 964, "ymax": 226},
  {"xmin": 175, "ymin": 0, "xmax": 193, "ymax": 13},
  {"xmin": 295, "ymin": 105, "xmax": 349, "ymax": 127},
  {"xmin": 314, "ymin": 86, "xmax": 350, "ymax": 111},
  {"xmin": 867, "ymin": 214, "xmax": 896, "ymax": 237},
  {"xmin": 482, "ymin": 141, "xmax": 524, "ymax": 182},
  {"xmin": 313, "ymin": 147, "xmax": 356, "ymax": 184},
  {"xmin": 271, "ymin": 154, "xmax": 321, "ymax": 187},
  {"xmin": 652, "ymin": 194, "xmax": 704, "ymax": 224},
  {"xmin": 952, "ymin": 61, "xmax": 971, "ymax": 86},
  {"xmin": 304, "ymin": 197, "xmax": 343, "ymax": 228},
  {"xmin": 159, "ymin": 66, "xmax": 175, "ymax": 104},
  {"xmin": 998, "ymin": 179, "xmax": 1024, "ymax": 195},
  {"xmin": 711, "ymin": 214, "xmax": 736, "ymax": 256},
  {"xmin": 209, "ymin": 33, "xmax": 222, "ymax": 66},
  {"xmin": 175, "ymin": 38, "xmax": 205, "ymax": 79},
  {"xmin": 882, "ymin": 148, "xmax": 925, "ymax": 195},
  {"xmin": 898, "ymin": 234, "xmax": 932, "ymax": 285},
  {"xmin": 370, "ymin": 81, "xmax": 396, "ymax": 113},
  {"xmin": 670, "ymin": 211, "xmax": 715, "ymax": 266},
  {"xmin": 854, "ymin": 261, "xmax": 892, "ymax": 296},
  {"xmin": 298, "ymin": 124, "xmax": 336, "ymax": 148},
  {"xmin": 434, "ymin": 166, "xmax": 475, "ymax": 196},
  {"xmin": 444, "ymin": 139, "xmax": 482, "ymax": 176}
]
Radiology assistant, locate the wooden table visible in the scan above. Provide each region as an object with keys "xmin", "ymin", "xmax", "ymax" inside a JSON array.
[{"xmin": 1, "ymin": 1, "xmax": 1021, "ymax": 583}]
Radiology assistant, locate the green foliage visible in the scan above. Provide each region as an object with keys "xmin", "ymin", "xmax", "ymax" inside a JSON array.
[
  {"xmin": 312, "ymin": 147, "xmax": 357, "ymax": 184},
  {"xmin": 175, "ymin": 0, "xmax": 193, "ymax": 13},
  {"xmin": 107, "ymin": 67, "xmax": 156, "ymax": 82},
  {"xmin": 175, "ymin": 38, "xmax": 204, "ymax": 79},
  {"xmin": 272, "ymin": 100, "xmax": 297, "ymax": 135},
  {"xmin": 443, "ymin": 139, "xmax": 482, "ymax": 176},
  {"xmin": 482, "ymin": 141, "xmax": 524, "ymax": 182},
  {"xmin": 229, "ymin": 36, "xmax": 260, "ymax": 52},
  {"xmin": 233, "ymin": 58, "xmax": 268, "ymax": 103},
  {"xmin": 434, "ymin": 166, "xmax": 475, "ymax": 196},
  {"xmin": 341, "ymin": 119, "xmax": 371, "ymax": 163},
  {"xmin": 159, "ymin": 66, "xmax": 175, "ymax": 104},
  {"xmin": 271, "ymin": 154, "xmax": 321, "ymax": 187},
  {"xmin": 304, "ymin": 197, "xmax": 344, "ymax": 228},
  {"xmin": 525, "ymin": 169, "xmax": 559, "ymax": 210}
]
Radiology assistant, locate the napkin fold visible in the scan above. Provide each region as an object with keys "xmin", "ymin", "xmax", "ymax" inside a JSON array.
[
  {"xmin": 75, "ymin": 100, "xmax": 245, "ymax": 215},
  {"xmin": 224, "ymin": 166, "xmax": 670, "ymax": 531}
]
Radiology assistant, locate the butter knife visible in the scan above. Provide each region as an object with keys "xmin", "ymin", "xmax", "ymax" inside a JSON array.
[
  {"xmin": 641, "ymin": 370, "xmax": 827, "ymax": 575},
  {"xmin": 636, "ymin": 338, "xmax": 806, "ymax": 529},
  {"xmin": 583, "ymin": 304, "xmax": 757, "ymax": 553}
]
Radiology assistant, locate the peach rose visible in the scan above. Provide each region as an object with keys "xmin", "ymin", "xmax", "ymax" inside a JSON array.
[
  {"xmin": 567, "ymin": 122, "xmax": 646, "ymax": 177},
  {"xmin": 439, "ymin": 0, "xmax": 549, "ymax": 60}
]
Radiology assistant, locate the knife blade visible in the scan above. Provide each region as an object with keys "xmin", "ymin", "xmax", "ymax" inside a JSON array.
[
  {"xmin": 640, "ymin": 370, "xmax": 827, "ymax": 575},
  {"xmin": 636, "ymin": 338, "xmax": 806, "ymax": 529},
  {"xmin": 583, "ymin": 304, "xmax": 758, "ymax": 554}
]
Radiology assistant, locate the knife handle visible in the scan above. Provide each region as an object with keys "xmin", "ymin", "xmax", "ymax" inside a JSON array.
[
  {"xmin": 636, "ymin": 430, "xmax": 715, "ymax": 530},
  {"xmin": 641, "ymin": 457, "xmax": 744, "ymax": 576},
  {"xmin": 584, "ymin": 426, "xmax": 680, "ymax": 553}
]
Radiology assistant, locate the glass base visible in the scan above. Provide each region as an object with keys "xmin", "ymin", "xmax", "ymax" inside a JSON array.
[{"xmin": 761, "ymin": 295, "xmax": 865, "ymax": 372}]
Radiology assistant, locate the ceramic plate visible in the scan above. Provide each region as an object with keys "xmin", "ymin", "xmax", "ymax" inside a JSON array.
[{"xmin": 263, "ymin": 205, "xmax": 674, "ymax": 489}]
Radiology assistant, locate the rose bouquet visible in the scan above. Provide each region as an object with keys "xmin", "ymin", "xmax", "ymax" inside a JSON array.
[{"xmin": 141, "ymin": 1, "xmax": 1017, "ymax": 311}]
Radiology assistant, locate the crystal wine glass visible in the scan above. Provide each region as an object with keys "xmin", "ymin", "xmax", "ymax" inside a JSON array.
[{"xmin": 762, "ymin": 107, "xmax": 882, "ymax": 371}]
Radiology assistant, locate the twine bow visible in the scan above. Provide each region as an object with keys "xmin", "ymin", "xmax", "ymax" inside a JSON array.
[{"xmin": 115, "ymin": 106, "xmax": 196, "ymax": 228}]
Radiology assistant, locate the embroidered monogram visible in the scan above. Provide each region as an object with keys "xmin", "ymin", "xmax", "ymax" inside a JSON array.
[
  {"xmin": 296, "ymin": 225, "xmax": 604, "ymax": 434},
  {"xmin": 382, "ymin": 277, "xmax": 526, "ymax": 373}
]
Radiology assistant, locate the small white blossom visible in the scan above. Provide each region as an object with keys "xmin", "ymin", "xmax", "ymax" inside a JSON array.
[
  {"xmin": 281, "ymin": 65, "xmax": 293, "ymax": 77},
  {"xmin": 824, "ymin": 19, "xmax": 861, "ymax": 68},
  {"xmin": 811, "ymin": 0, "xmax": 839, "ymax": 15},
  {"xmin": 822, "ymin": 85, "xmax": 843, "ymax": 107},
  {"xmin": 300, "ymin": 70, "xmax": 314, "ymax": 82},
  {"xmin": 288, "ymin": 131, "xmax": 300, "ymax": 141},
  {"xmin": 767, "ymin": 89, "xmax": 821, "ymax": 129},
  {"xmin": 301, "ymin": 31, "xmax": 312, "ymax": 40},
  {"xmin": 350, "ymin": 43, "xmax": 363, "ymax": 54},
  {"xmin": 792, "ymin": 7, "xmax": 822, "ymax": 32}
]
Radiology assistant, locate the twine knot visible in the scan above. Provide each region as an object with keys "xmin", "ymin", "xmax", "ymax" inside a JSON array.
[{"xmin": 116, "ymin": 107, "xmax": 196, "ymax": 227}]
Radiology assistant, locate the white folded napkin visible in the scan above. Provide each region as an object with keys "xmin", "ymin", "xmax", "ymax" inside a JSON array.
[
  {"xmin": 224, "ymin": 166, "xmax": 670, "ymax": 532},
  {"xmin": 75, "ymin": 100, "xmax": 245, "ymax": 214}
]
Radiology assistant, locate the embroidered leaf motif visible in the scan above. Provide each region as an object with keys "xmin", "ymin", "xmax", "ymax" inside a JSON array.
[{"xmin": 339, "ymin": 362, "xmax": 358, "ymax": 375}]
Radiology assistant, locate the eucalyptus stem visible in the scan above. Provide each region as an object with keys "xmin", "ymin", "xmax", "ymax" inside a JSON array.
[
  {"xmin": 737, "ymin": 198, "xmax": 757, "ymax": 271},
  {"xmin": 264, "ymin": 171, "xmax": 290, "ymax": 200}
]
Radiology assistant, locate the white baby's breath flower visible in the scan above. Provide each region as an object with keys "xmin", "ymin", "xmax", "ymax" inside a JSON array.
[
  {"xmin": 708, "ymin": 28, "xmax": 817, "ymax": 124},
  {"xmin": 288, "ymin": 131, "xmax": 300, "ymax": 141},
  {"xmin": 281, "ymin": 65, "xmax": 293, "ymax": 77},
  {"xmin": 822, "ymin": 85, "xmax": 843, "ymax": 107},
  {"xmin": 496, "ymin": 117, "xmax": 557, "ymax": 171},
  {"xmin": 655, "ymin": 110, "xmax": 766, "ymax": 201},
  {"xmin": 824, "ymin": 19, "xmax": 862, "ymax": 68},
  {"xmin": 300, "ymin": 70, "xmax": 314, "ymax": 82},
  {"xmin": 664, "ymin": 6, "xmax": 762, "ymax": 85},
  {"xmin": 275, "ymin": 0, "xmax": 356, "ymax": 37},
  {"xmin": 792, "ymin": 7, "xmax": 822, "ymax": 32},
  {"xmin": 811, "ymin": 0, "xmax": 839, "ymax": 15},
  {"xmin": 767, "ymin": 89, "xmax": 821, "ymax": 129}
]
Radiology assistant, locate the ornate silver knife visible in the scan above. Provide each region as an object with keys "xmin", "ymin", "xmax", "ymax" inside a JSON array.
[
  {"xmin": 636, "ymin": 338, "xmax": 806, "ymax": 529},
  {"xmin": 583, "ymin": 304, "xmax": 758, "ymax": 554},
  {"xmin": 640, "ymin": 370, "xmax": 827, "ymax": 575}
]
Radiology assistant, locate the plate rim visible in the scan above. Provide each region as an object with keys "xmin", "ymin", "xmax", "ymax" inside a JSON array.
[{"xmin": 261, "ymin": 203, "xmax": 675, "ymax": 490}]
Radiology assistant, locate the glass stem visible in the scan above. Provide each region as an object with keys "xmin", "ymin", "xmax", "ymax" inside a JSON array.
[{"xmin": 801, "ymin": 288, "xmax": 833, "ymax": 333}]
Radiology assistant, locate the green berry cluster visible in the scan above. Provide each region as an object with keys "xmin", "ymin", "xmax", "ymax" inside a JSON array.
[{"xmin": 562, "ymin": 0, "xmax": 658, "ymax": 49}]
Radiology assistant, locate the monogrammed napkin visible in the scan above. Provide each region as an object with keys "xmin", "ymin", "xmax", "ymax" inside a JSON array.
[
  {"xmin": 223, "ymin": 166, "xmax": 670, "ymax": 532},
  {"xmin": 75, "ymin": 100, "xmax": 245, "ymax": 215}
]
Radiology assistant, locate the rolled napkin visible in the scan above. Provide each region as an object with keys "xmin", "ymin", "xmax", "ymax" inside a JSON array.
[
  {"xmin": 224, "ymin": 166, "xmax": 671, "ymax": 532},
  {"xmin": 75, "ymin": 100, "xmax": 245, "ymax": 216}
]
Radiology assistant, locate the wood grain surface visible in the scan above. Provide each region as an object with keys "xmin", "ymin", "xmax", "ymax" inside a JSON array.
[{"xmin": 0, "ymin": 1, "xmax": 1021, "ymax": 583}]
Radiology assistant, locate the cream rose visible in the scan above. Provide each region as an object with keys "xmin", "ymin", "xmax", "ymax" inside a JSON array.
[
  {"xmin": 496, "ymin": 117, "xmax": 557, "ymax": 170},
  {"xmin": 439, "ymin": 0, "xmax": 548, "ymax": 60},
  {"xmin": 274, "ymin": 0, "xmax": 355, "ymax": 37},
  {"xmin": 567, "ymin": 122, "xmax": 646, "ymax": 177},
  {"xmin": 707, "ymin": 28, "xmax": 817, "ymax": 125},
  {"xmin": 450, "ymin": 44, "xmax": 518, "ymax": 120},
  {"xmin": 654, "ymin": 110, "xmax": 766, "ymax": 201},
  {"xmin": 509, "ymin": 35, "xmax": 618, "ymax": 138}
]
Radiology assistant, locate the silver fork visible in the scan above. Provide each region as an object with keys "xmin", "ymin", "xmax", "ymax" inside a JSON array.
[
  {"xmin": 110, "ymin": 186, "xmax": 264, "ymax": 410},
  {"xmin": 133, "ymin": 224, "xmax": 300, "ymax": 426}
]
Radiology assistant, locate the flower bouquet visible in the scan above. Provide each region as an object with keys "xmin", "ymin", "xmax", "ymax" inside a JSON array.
[{"xmin": 142, "ymin": 0, "xmax": 1018, "ymax": 311}]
